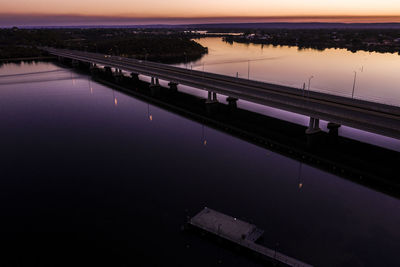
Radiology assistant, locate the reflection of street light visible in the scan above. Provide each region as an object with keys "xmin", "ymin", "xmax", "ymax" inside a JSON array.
[
  {"xmin": 352, "ymin": 71, "xmax": 357, "ymax": 99},
  {"xmin": 297, "ymin": 162, "xmax": 303, "ymax": 190},
  {"xmin": 201, "ymin": 125, "xmax": 207, "ymax": 146},
  {"xmin": 112, "ymin": 90, "xmax": 117, "ymax": 107},
  {"xmin": 88, "ymin": 78, "xmax": 93, "ymax": 95},
  {"xmin": 147, "ymin": 104, "xmax": 152, "ymax": 121}
]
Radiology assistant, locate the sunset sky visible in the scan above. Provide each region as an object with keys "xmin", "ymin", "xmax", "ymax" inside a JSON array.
[{"xmin": 1, "ymin": 0, "xmax": 400, "ymax": 26}]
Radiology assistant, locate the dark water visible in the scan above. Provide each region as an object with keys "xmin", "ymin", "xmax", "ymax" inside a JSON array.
[{"xmin": 0, "ymin": 62, "xmax": 399, "ymax": 267}]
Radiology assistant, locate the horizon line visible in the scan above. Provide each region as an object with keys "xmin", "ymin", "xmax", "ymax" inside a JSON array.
[{"xmin": 2, "ymin": 14, "xmax": 400, "ymax": 27}]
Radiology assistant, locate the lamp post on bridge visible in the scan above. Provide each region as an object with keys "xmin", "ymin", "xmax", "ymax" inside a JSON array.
[
  {"xmin": 247, "ymin": 60, "xmax": 250, "ymax": 80},
  {"xmin": 308, "ymin": 76, "xmax": 314, "ymax": 98},
  {"xmin": 352, "ymin": 71, "xmax": 357, "ymax": 99}
]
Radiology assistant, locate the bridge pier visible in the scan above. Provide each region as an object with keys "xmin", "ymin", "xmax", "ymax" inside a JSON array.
[
  {"xmin": 205, "ymin": 91, "xmax": 219, "ymax": 114},
  {"xmin": 206, "ymin": 91, "xmax": 218, "ymax": 104},
  {"xmin": 328, "ymin": 122, "xmax": 341, "ymax": 136},
  {"xmin": 114, "ymin": 69, "xmax": 123, "ymax": 75},
  {"xmin": 130, "ymin": 73, "xmax": 139, "ymax": 81},
  {"xmin": 206, "ymin": 91, "xmax": 213, "ymax": 104},
  {"xmin": 168, "ymin": 82, "xmax": 178, "ymax": 92},
  {"xmin": 306, "ymin": 117, "xmax": 324, "ymax": 147},
  {"xmin": 306, "ymin": 117, "xmax": 321, "ymax": 134},
  {"xmin": 104, "ymin": 66, "xmax": 113, "ymax": 77},
  {"xmin": 327, "ymin": 122, "xmax": 341, "ymax": 143},
  {"xmin": 227, "ymin": 97, "xmax": 238, "ymax": 109},
  {"xmin": 114, "ymin": 68, "xmax": 124, "ymax": 82},
  {"xmin": 150, "ymin": 77, "xmax": 161, "ymax": 96},
  {"xmin": 212, "ymin": 92, "xmax": 218, "ymax": 103}
]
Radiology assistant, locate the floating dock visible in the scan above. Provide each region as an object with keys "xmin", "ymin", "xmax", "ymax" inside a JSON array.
[{"xmin": 189, "ymin": 207, "xmax": 313, "ymax": 267}]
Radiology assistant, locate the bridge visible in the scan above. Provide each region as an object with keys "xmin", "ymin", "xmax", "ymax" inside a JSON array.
[{"xmin": 44, "ymin": 47, "xmax": 400, "ymax": 140}]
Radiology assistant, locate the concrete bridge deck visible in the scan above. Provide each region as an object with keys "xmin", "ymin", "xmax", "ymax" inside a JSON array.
[{"xmin": 44, "ymin": 47, "xmax": 400, "ymax": 140}]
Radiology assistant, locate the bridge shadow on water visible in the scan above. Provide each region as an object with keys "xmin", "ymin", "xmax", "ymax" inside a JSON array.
[{"xmin": 66, "ymin": 60, "xmax": 400, "ymax": 200}]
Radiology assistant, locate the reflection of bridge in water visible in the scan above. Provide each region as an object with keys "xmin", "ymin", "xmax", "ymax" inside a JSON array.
[
  {"xmin": 47, "ymin": 48, "xmax": 399, "ymax": 198},
  {"xmin": 44, "ymin": 47, "xmax": 400, "ymax": 140}
]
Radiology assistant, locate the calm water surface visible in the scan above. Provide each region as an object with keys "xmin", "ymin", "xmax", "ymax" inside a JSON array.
[{"xmin": 0, "ymin": 61, "xmax": 399, "ymax": 267}]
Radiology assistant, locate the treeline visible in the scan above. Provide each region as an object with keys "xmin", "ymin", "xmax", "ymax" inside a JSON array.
[
  {"xmin": 223, "ymin": 29, "xmax": 400, "ymax": 54},
  {"xmin": 0, "ymin": 28, "xmax": 208, "ymax": 63}
]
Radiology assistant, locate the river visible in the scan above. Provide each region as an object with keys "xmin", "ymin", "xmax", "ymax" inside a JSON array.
[{"xmin": 0, "ymin": 47, "xmax": 399, "ymax": 266}]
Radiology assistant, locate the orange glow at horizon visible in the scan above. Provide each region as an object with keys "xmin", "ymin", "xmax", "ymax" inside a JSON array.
[{"xmin": 2, "ymin": 0, "xmax": 400, "ymax": 18}]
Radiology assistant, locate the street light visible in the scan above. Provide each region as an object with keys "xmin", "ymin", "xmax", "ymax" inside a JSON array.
[
  {"xmin": 308, "ymin": 76, "xmax": 314, "ymax": 98},
  {"xmin": 247, "ymin": 60, "xmax": 250, "ymax": 80},
  {"xmin": 308, "ymin": 76, "xmax": 314, "ymax": 91},
  {"xmin": 352, "ymin": 71, "xmax": 357, "ymax": 99}
]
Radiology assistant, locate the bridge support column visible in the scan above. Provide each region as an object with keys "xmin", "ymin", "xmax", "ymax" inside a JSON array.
[
  {"xmin": 212, "ymin": 92, "xmax": 218, "ymax": 103},
  {"xmin": 205, "ymin": 91, "xmax": 219, "ymax": 114},
  {"xmin": 206, "ymin": 91, "xmax": 213, "ymax": 104},
  {"xmin": 327, "ymin": 122, "xmax": 341, "ymax": 143},
  {"xmin": 150, "ymin": 77, "xmax": 161, "ymax": 97},
  {"xmin": 114, "ymin": 69, "xmax": 124, "ymax": 82},
  {"xmin": 130, "ymin": 73, "xmax": 140, "ymax": 83},
  {"xmin": 306, "ymin": 117, "xmax": 324, "ymax": 147},
  {"xmin": 327, "ymin": 123, "xmax": 341, "ymax": 136},
  {"xmin": 227, "ymin": 97, "xmax": 238, "ymax": 110},
  {"xmin": 89, "ymin": 63, "xmax": 98, "ymax": 74},
  {"xmin": 104, "ymin": 66, "xmax": 113, "ymax": 77},
  {"xmin": 168, "ymin": 82, "xmax": 178, "ymax": 93},
  {"xmin": 306, "ymin": 117, "xmax": 321, "ymax": 134}
]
